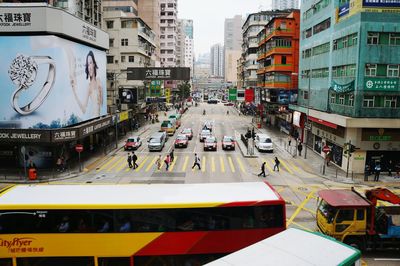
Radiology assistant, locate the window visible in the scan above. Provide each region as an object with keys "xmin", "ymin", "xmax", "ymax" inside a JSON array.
[
  {"xmin": 389, "ymin": 33, "xmax": 400, "ymax": 45},
  {"xmin": 387, "ymin": 65, "xmax": 399, "ymax": 77},
  {"xmin": 281, "ymin": 56, "xmax": 287, "ymax": 64},
  {"xmin": 365, "ymin": 64, "xmax": 377, "ymax": 76},
  {"xmin": 363, "ymin": 96, "xmax": 375, "ymax": 107},
  {"xmin": 304, "ymin": 28, "xmax": 312, "ymax": 38},
  {"xmin": 121, "ymin": 38, "xmax": 128, "ymax": 46},
  {"xmin": 332, "ymin": 64, "xmax": 356, "ymax": 77},
  {"xmin": 313, "ymin": 18, "xmax": 331, "ymax": 35},
  {"xmin": 336, "ymin": 209, "xmax": 354, "ymax": 222},
  {"xmin": 333, "ymin": 40, "xmax": 338, "ymax": 50},
  {"xmin": 302, "ymin": 48, "xmax": 312, "ymax": 58},
  {"xmin": 304, "ymin": 90, "xmax": 309, "ymax": 100},
  {"xmin": 339, "ymin": 95, "xmax": 345, "ymax": 105},
  {"xmin": 107, "ymin": 56, "xmax": 114, "ymax": 64},
  {"xmin": 330, "ymin": 93, "xmax": 336, "ymax": 103},
  {"xmin": 106, "ymin": 20, "xmax": 114, "ymax": 29},
  {"xmin": 128, "ymin": 56, "xmax": 134, "ymax": 63},
  {"xmin": 367, "ymin": 32, "xmax": 379, "ymax": 45},
  {"xmin": 356, "ymin": 209, "xmax": 364, "ymax": 221},
  {"xmin": 384, "ymin": 96, "xmax": 397, "ymax": 108},
  {"xmin": 349, "ymin": 94, "xmax": 354, "ymax": 106},
  {"xmin": 121, "ymin": 20, "xmax": 136, "ymax": 28},
  {"xmin": 121, "ymin": 56, "xmax": 125, "ymax": 63},
  {"xmin": 109, "ymin": 39, "xmax": 114, "ymax": 47},
  {"xmin": 312, "ymin": 42, "xmax": 330, "ymax": 55}
]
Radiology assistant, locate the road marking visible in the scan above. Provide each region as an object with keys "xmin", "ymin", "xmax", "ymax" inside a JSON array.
[
  {"xmin": 294, "ymin": 159, "xmax": 313, "ymax": 172},
  {"xmin": 228, "ymin": 156, "xmax": 235, "ymax": 173},
  {"xmin": 280, "ymin": 160, "xmax": 293, "ymax": 174},
  {"xmin": 182, "ymin": 156, "xmax": 189, "ymax": 171},
  {"xmin": 107, "ymin": 156, "xmax": 125, "ymax": 172},
  {"xmin": 287, "ymin": 190, "xmax": 315, "ymax": 226},
  {"xmin": 236, "ymin": 156, "xmax": 245, "ymax": 173},
  {"xmin": 211, "ymin": 156, "xmax": 215, "ymax": 172},
  {"xmin": 265, "ymin": 160, "xmax": 273, "ymax": 173},
  {"xmin": 146, "ymin": 156, "xmax": 158, "ymax": 172},
  {"xmin": 169, "ymin": 156, "xmax": 178, "ymax": 171},
  {"xmin": 135, "ymin": 156, "xmax": 149, "ymax": 172},
  {"xmin": 286, "ymin": 160, "xmax": 301, "ymax": 173},
  {"xmin": 201, "ymin": 156, "xmax": 206, "ymax": 172},
  {"xmin": 288, "ymin": 220, "xmax": 314, "ymax": 231},
  {"xmin": 220, "ymin": 156, "xmax": 225, "ymax": 173},
  {"xmin": 97, "ymin": 156, "xmax": 118, "ymax": 172}
]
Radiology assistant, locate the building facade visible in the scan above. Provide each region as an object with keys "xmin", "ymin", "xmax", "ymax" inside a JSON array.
[
  {"xmin": 210, "ymin": 43, "xmax": 224, "ymax": 77},
  {"xmin": 257, "ymin": 10, "xmax": 300, "ymax": 134},
  {"xmin": 138, "ymin": 0, "xmax": 160, "ymax": 65},
  {"xmin": 224, "ymin": 15, "xmax": 242, "ymax": 84},
  {"xmin": 240, "ymin": 10, "xmax": 292, "ymax": 88},
  {"xmin": 103, "ymin": 11, "xmax": 157, "ymax": 114},
  {"xmin": 290, "ymin": 0, "xmax": 400, "ymax": 173},
  {"xmin": 271, "ymin": 0, "xmax": 299, "ymax": 10},
  {"xmin": 159, "ymin": 0, "xmax": 178, "ymax": 67}
]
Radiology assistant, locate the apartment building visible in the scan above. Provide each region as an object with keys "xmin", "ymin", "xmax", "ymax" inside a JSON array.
[
  {"xmin": 224, "ymin": 15, "xmax": 242, "ymax": 84},
  {"xmin": 271, "ymin": 0, "xmax": 299, "ymax": 10},
  {"xmin": 160, "ymin": 0, "xmax": 178, "ymax": 67},
  {"xmin": 289, "ymin": 0, "xmax": 400, "ymax": 173},
  {"xmin": 210, "ymin": 43, "xmax": 224, "ymax": 78},
  {"xmin": 138, "ymin": 0, "xmax": 160, "ymax": 65}
]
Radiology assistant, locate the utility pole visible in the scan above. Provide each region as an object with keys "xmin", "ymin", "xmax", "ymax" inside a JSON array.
[{"xmin": 346, "ymin": 140, "xmax": 351, "ymax": 178}]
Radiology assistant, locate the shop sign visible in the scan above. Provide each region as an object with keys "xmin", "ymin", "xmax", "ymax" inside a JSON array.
[
  {"xmin": 150, "ymin": 80, "xmax": 162, "ymax": 97},
  {"xmin": 293, "ymin": 111, "xmax": 301, "ymax": 127},
  {"xmin": 52, "ymin": 129, "xmax": 79, "ymax": 142},
  {"xmin": 369, "ymin": 135, "xmax": 392, "ymax": 141},
  {"xmin": 331, "ymin": 80, "xmax": 355, "ymax": 93},
  {"xmin": 364, "ymin": 78, "xmax": 398, "ymax": 91},
  {"xmin": 362, "ymin": 0, "xmax": 400, "ymax": 8},
  {"xmin": 312, "ymin": 127, "xmax": 345, "ymax": 146},
  {"xmin": 362, "ymin": 128, "xmax": 400, "ymax": 141},
  {"xmin": 0, "ymin": 129, "xmax": 50, "ymax": 143},
  {"xmin": 228, "ymin": 88, "xmax": 237, "ymax": 101},
  {"xmin": 80, "ymin": 117, "xmax": 112, "ymax": 137},
  {"xmin": 0, "ymin": 11, "xmax": 32, "ymax": 27},
  {"xmin": 118, "ymin": 111, "xmax": 129, "ymax": 122},
  {"xmin": 127, "ymin": 67, "xmax": 190, "ymax": 80}
]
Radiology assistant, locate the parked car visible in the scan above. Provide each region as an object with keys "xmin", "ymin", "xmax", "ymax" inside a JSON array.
[
  {"xmin": 174, "ymin": 134, "xmax": 189, "ymax": 148},
  {"xmin": 124, "ymin": 136, "xmax": 142, "ymax": 151},
  {"xmin": 202, "ymin": 120, "xmax": 214, "ymax": 132},
  {"xmin": 199, "ymin": 129, "xmax": 212, "ymax": 142},
  {"xmin": 254, "ymin": 134, "xmax": 273, "ymax": 152},
  {"xmin": 207, "ymin": 99, "xmax": 218, "ymax": 104},
  {"xmin": 181, "ymin": 128, "xmax": 193, "ymax": 140},
  {"xmin": 147, "ymin": 131, "xmax": 167, "ymax": 151},
  {"xmin": 222, "ymin": 136, "xmax": 235, "ymax": 150},
  {"xmin": 224, "ymin": 102, "xmax": 234, "ymax": 106},
  {"xmin": 204, "ymin": 136, "xmax": 217, "ymax": 151}
]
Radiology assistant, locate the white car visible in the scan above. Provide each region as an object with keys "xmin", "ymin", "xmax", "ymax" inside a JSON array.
[
  {"xmin": 199, "ymin": 129, "xmax": 212, "ymax": 142},
  {"xmin": 255, "ymin": 134, "xmax": 273, "ymax": 152}
]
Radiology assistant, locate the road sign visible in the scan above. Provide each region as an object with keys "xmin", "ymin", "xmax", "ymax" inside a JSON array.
[
  {"xmin": 322, "ymin": 145, "xmax": 331, "ymax": 153},
  {"xmin": 75, "ymin": 144, "xmax": 84, "ymax": 153}
]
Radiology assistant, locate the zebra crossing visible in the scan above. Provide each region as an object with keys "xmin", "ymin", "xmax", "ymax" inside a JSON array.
[{"xmin": 92, "ymin": 153, "xmax": 317, "ymax": 177}]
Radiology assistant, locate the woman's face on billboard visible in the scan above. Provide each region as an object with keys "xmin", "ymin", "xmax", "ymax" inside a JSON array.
[{"xmin": 88, "ymin": 55, "xmax": 95, "ymax": 78}]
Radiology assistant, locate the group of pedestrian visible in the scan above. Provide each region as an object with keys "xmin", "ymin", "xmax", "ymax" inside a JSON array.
[
  {"xmin": 56, "ymin": 156, "xmax": 67, "ymax": 172},
  {"xmin": 287, "ymin": 136, "xmax": 303, "ymax": 156},
  {"xmin": 364, "ymin": 159, "xmax": 400, "ymax": 182},
  {"xmin": 258, "ymin": 157, "xmax": 280, "ymax": 177},
  {"xmin": 127, "ymin": 152, "xmax": 138, "ymax": 169}
]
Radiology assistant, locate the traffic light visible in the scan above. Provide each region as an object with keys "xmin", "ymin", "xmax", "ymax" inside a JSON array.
[{"xmin": 349, "ymin": 144, "xmax": 356, "ymax": 153}]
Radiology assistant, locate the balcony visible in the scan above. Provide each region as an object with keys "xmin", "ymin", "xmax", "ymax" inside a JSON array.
[
  {"xmin": 264, "ymin": 28, "xmax": 293, "ymax": 42},
  {"xmin": 265, "ymin": 47, "xmax": 292, "ymax": 57},
  {"xmin": 261, "ymin": 64, "xmax": 293, "ymax": 73},
  {"xmin": 264, "ymin": 80, "xmax": 291, "ymax": 89}
]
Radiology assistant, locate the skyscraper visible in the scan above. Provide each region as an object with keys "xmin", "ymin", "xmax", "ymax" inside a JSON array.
[
  {"xmin": 224, "ymin": 15, "xmax": 243, "ymax": 84},
  {"xmin": 160, "ymin": 0, "xmax": 178, "ymax": 67},
  {"xmin": 210, "ymin": 44, "xmax": 224, "ymax": 78},
  {"xmin": 177, "ymin": 19, "xmax": 194, "ymax": 75}
]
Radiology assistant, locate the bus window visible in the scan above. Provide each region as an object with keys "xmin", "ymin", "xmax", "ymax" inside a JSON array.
[
  {"xmin": 0, "ymin": 259, "xmax": 12, "ymax": 266},
  {"xmin": 98, "ymin": 257, "xmax": 130, "ymax": 266},
  {"xmin": 17, "ymin": 257, "xmax": 94, "ymax": 266}
]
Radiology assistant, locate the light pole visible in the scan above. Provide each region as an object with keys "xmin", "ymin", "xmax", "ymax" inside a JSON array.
[
  {"xmin": 304, "ymin": 72, "xmax": 311, "ymax": 159},
  {"xmin": 115, "ymin": 110, "xmax": 120, "ymax": 149}
]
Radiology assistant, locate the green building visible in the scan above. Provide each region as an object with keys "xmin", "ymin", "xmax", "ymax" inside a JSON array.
[{"xmin": 290, "ymin": 0, "xmax": 400, "ymax": 174}]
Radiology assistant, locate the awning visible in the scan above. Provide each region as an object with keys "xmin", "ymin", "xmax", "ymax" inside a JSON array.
[{"xmin": 308, "ymin": 116, "xmax": 337, "ymax": 129}]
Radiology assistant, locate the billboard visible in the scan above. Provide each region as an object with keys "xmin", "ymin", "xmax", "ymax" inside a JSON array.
[
  {"xmin": 0, "ymin": 35, "xmax": 107, "ymax": 129},
  {"xmin": 127, "ymin": 67, "xmax": 190, "ymax": 80},
  {"xmin": 228, "ymin": 88, "xmax": 237, "ymax": 101},
  {"xmin": 119, "ymin": 88, "xmax": 138, "ymax": 104}
]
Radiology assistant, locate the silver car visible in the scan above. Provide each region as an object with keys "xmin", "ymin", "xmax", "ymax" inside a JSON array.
[{"xmin": 255, "ymin": 134, "xmax": 273, "ymax": 152}]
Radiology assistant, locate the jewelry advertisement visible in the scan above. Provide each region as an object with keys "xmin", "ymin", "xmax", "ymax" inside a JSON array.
[{"xmin": 0, "ymin": 35, "xmax": 107, "ymax": 129}]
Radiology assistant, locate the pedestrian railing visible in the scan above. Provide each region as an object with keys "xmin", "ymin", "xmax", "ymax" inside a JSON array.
[{"xmin": 241, "ymin": 134, "xmax": 248, "ymax": 148}]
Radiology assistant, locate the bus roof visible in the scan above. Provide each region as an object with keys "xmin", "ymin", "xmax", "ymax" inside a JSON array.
[
  {"xmin": 318, "ymin": 189, "xmax": 370, "ymax": 208},
  {"xmin": 205, "ymin": 228, "xmax": 361, "ymax": 266},
  {"xmin": 0, "ymin": 182, "xmax": 283, "ymax": 210}
]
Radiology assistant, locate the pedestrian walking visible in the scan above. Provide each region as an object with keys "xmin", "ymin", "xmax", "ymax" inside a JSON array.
[
  {"xmin": 258, "ymin": 162, "xmax": 266, "ymax": 177},
  {"xmin": 155, "ymin": 155, "xmax": 162, "ymax": 170},
  {"xmin": 364, "ymin": 164, "xmax": 370, "ymax": 181},
  {"xmin": 127, "ymin": 153, "xmax": 132, "ymax": 168},
  {"xmin": 288, "ymin": 136, "xmax": 292, "ymax": 147},
  {"xmin": 297, "ymin": 143, "xmax": 303, "ymax": 156},
  {"xmin": 273, "ymin": 157, "xmax": 280, "ymax": 172},
  {"xmin": 170, "ymin": 149, "xmax": 174, "ymax": 162},
  {"xmin": 374, "ymin": 163, "xmax": 381, "ymax": 182},
  {"xmin": 191, "ymin": 153, "xmax": 201, "ymax": 170},
  {"xmin": 326, "ymin": 151, "xmax": 331, "ymax": 166},
  {"xmin": 165, "ymin": 155, "xmax": 171, "ymax": 171},
  {"xmin": 132, "ymin": 152, "xmax": 138, "ymax": 169},
  {"xmin": 387, "ymin": 160, "xmax": 393, "ymax": 176},
  {"xmin": 56, "ymin": 156, "xmax": 63, "ymax": 172}
]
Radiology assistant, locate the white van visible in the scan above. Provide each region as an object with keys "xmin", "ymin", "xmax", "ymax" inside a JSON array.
[
  {"xmin": 255, "ymin": 134, "xmax": 273, "ymax": 152},
  {"xmin": 148, "ymin": 131, "xmax": 167, "ymax": 151}
]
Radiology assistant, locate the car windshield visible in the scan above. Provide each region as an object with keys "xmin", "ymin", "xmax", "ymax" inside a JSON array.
[
  {"xmin": 176, "ymin": 135, "xmax": 187, "ymax": 140},
  {"xmin": 127, "ymin": 138, "xmax": 137, "ymax": 142},
  {"xmin": 260, "ymin": 138, "xmax": 272, "ymax": 143},
  {"xmin": 318, "ymin": 200, "xmax": 337, "ymax": 224},
  {"xmin": 161, "ymin": 121, "xmax": 171, "ymax": 127},
  {"xmin": 223, "ymin": 137, "xmax": 233, "ymax": 142},
  {"xmin": 182, "ymin": 129, "xmax": 191, "ymax": 133},
  {"xmin": 201, "ymin": 130, "xmax": 211, "ymax": 135},
  {"xmin": 149, "ymin": 138, "xmax": 159, "ymax": 143},
  {"xmin": 206, "ymin": 137, "xmax": 216, "ymax": 143}
]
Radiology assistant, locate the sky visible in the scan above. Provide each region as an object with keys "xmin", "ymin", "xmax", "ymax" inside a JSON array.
[{"xmin": 178, "ymin": 0, "xmax": 271, "ymax": 57}]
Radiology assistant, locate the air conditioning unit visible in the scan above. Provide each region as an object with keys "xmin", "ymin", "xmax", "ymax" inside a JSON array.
[{"xmin": 114, "ymin": 60, "xmax": 118, "ymax": 64}]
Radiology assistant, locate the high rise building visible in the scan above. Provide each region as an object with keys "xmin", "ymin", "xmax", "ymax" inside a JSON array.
[
  {"xmin": 224, "ymin": 15, "xmax": 242, "ymax": 84},
  {"xmin": 271, "ymin": 0, "xmax": 299, "ymax": 10},
  {"xmin": 289, "ymin": 0, "xmax": 400, "ymax": 174},
  {"xmin": 210, "ymin": 44, "xmax": 224, "ymax": 77},
  {"xmin": 160, "ymin": 0, "xmax": 178, "ymax": 67},
  {"xmin": 138, "ymin": 0, "xmax": 161, "ymax": 65},
  {"xmin": 103, "ymin": 0, "xmax": 138, "ymax": 15},
  {"xmin": 177, "ymin": 19, "xmax": 194, "ymax": 73}
]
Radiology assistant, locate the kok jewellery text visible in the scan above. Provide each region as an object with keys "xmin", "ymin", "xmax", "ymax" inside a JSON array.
[{"xmin": 0, "ymin": 133, "xmax": 41, "ymax": 140}]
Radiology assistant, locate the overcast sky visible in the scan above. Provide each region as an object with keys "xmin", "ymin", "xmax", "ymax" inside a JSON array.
[{"xmin": 178, "ymin": 0, "xmax": 271, "ymax": 57}]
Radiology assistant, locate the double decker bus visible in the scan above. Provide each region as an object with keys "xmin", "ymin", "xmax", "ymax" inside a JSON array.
[
  {"xmin": 0, "ymin": 182, "xmax": 286, "ymax": 266},
  {"xmin": 205, "ymin": 228, "xmax": 361, "ymax": 266}
]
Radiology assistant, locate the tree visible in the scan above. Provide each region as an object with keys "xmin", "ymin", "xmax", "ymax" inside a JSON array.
[{"xmin": 177, "ymin": 81, "xmax": 191, "ymax": 100}]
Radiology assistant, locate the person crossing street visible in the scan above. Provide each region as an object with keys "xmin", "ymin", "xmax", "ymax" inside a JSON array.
[
  {"xmin": 169, "ymin": 149, "xmax": 175, "ymax": 162},
  {"xmin": 132, "ymin": 152, "xmax": 138, "ymax": 169},
  {"xmin": 127, "ymin": 153, "xmax": 132, "ymax": 168},
  {"xmin": 273, "ymin": 157, "xmax": 280, "ymax": 172},
  {"xmin": 192, "ymin": 153, "xmax": 201, "ymax": 170},
  {"xmin": 258, "ymin": 162, "xmax": 266, "ymax": 177}
]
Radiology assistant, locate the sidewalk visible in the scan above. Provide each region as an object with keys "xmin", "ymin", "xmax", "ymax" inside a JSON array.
[{"xmin": 252, "ymin": 121, "xmax": 399, "ymax": 186}]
